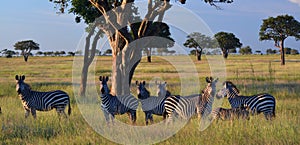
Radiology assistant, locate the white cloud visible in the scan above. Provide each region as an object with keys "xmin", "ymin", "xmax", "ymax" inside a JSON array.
[{"xmin": 289, "ymin": 0, "xmax": 300, "ymax": 6}]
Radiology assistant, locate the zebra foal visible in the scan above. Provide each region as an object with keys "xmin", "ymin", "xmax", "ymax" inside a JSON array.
[
  {"xmin": 216, "ymin": 81, "xmax": 276, "ymax": 120},
  {"xmin": 212, "ymin": 106, "xmax": 250, "ymax": 121},
  {"xmin": 15, "ymin": 75, "xmax": 71, "ymax": 119},
  {"xmin": 99, "ymin": 76, "xmax": 138, "ymax": 125}
]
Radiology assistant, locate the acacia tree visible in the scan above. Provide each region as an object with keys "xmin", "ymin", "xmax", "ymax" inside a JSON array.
[
  {"xmin": 259, "ymin": 15, "xmax": 300, "ymax": 65},
  {"xmin": 183, "ymin": 32, "xmax": 214, "ymax": 61},
  {"xmin": 214, "ymin": 32, "xmax": 242, "ymax": 59},
  {"xmin": 14, "ymin": 40, "xmax": 39, "ymax": 62},
  {"xmin": 239, "ymin": 46, "xmax": 252, "ymax": 55},
  {"xmin": 51, "ymin": 0, "xmax": 233, "ymax": 97}
]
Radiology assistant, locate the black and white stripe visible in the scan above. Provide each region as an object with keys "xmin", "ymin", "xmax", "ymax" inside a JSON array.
[
  {"xmin": 216, "ymin": 81, "xmax": 276, "ymax": 120},
  {"xmin": 99, "ymin": 76, "xmax": 138, "ymax": 124},
  {"xmin": 15, "ymin": 75, "xmax": 71, "ymax": 118},
  {"xmin": 212, "ymin": 106, "xmax": 250, "ymax": 121},
  {"xmin": 164, "ymin": 77, "xmax": 218, "ymax": 123},
  {"xmin": 136, "ymin": 81, "xmax": 170, "ymax": 125}
]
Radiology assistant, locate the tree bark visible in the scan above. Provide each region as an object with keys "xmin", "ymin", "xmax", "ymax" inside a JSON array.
[
  {"xmin": 147, "ymin": 48, "xmax": 152, "ymax": 62},
  {"xmin": 196, "ymin": 48, "xmax": 202, "ymax": 61},
  {"xmin": 280, "ymin": 40, "xmax": 285, "ymax": 65},
  {"xmin": 79, "ymin": 25, "xmax": 101, "ymax": 97},
  {"xmin": 222, "ymin": 48, "xmax": 228, "ymax": 59}
]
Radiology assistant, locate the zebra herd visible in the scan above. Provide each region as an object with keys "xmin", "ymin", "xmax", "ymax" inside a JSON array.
[{"xmin": 12, "ymin": 74, "xmax": 276, "ymax": 124}]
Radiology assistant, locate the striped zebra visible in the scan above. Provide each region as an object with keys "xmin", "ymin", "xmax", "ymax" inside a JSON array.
[
  {"xmin": 15, "ymin": 75, "xmax": 71, "ymax": 119},
  {"xmin": 216, "ymin": 81, "xmax": 276, "ymax": 120},
  {"xmin": 136, "ymin": 81, "xmax": 171, "ymax": 125},
  {"xmin": 99, "ymin": 76, "xmax": 138, "ymax": 125},
  {"xmin": 212, "ymin": 106, "xmax": 250, "ymax": 121},
  {"xmin": 164, "ymin": 77, "xmax": 218, "ymax": 123}
]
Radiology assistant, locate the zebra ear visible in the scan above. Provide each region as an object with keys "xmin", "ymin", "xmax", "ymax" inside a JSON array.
[
  {"xmin": 105, "ymin": 76, "xmax": 109, "ymax": 81},
  {"xmin": 21, "ymin": 75, "xmax": 25, "ymax": 81},
  {"xmin": 214, "ymin": 78, "xmax": 219, "ymax": 82},
  {"xmin": 142, "ymin": 81, "xmax": 146, "ymax": 85},
  {"xmin": 15, "ymin": 75, "xmax": 19, "ymax": 80},
  {"xmin": 206, "ymin": 77, "xmax": 210, "ymax": 83}
]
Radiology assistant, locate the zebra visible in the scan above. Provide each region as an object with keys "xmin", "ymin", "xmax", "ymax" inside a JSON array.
[
  {"xmin": 164, "ymin": 77, "xmax": 218, "ymax": 123},
  {"xmin": 212, "ymin": 106, "xmax": 250, "ymax": 122},
  {"xmin": 156, "ymin": 81, "xmax": 171, "ymax": 98},
  {"xmin": 99, "ymin": 76, "xmax": 138, "ymax": 125},
  {"xmin": 216, "ymin": 81, "xmax": 276, "ymax": 120},
  {"xmin": 15, "ymin": 75, "xmax": 71, "ymax": 119},
  {"xmin": 136, "ymin": 80, "xmax": 171, "ymax": 125}
]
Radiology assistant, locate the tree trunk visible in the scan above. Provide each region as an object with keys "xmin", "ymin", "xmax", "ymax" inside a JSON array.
[
  {"xmin": 196, "ymin": 48, "xmax": 202, "ymax": 61},
  {"xmin": 79, "ymin": 26, "xmax": 100, "ymax": 97},
  {"xmin": 280, "ymin": 40, "xmax": 285, "ymax": 65},
  {"xmin": 147, "ymin": 48, "xmax": 152, "ymax": 62},
  {"xmin": 110, "ymin": 48, "xmax": 141, "ymax": 96},
  {"xmin": 222, "ymin": 48, "xmax": 228, "ymax": 59}
]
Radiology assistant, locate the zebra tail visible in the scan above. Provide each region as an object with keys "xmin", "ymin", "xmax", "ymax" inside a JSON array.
[{"xmin": 68, "ymin": 100, "xmax": 71, "ymax": 115}]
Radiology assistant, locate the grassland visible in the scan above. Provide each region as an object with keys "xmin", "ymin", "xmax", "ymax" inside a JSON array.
[{"xmin": 0, "ymin": 54, "xmax": 299, "ymax": 144}]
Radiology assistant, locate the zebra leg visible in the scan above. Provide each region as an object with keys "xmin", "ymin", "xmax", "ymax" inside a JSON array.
[
  {"xmin": 131, "ymin": 111, "xmax": 137, "ymax": 125},
  {"xmin": 145, "ymin": 112, "xmax": 149, "ymax": 125},
  {"xmin": 56, "ymin": 107, "xmax": 68, "ymax": 118},
  {"xmin": 31, "ymin": 108, "xmax": 37, "ymax": 119},
  {"xmin": 24, "ymin": 108, "xmax": 30, "ymax": 118},
  {"xmin": 149, "ymin": 114, "xmax": 154, "ymax": 124}
]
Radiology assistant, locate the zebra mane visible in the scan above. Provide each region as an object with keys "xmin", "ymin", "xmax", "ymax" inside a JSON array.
[{"xmin": 225, "ymin": 81, "xmax": 240, "ymax": 94}]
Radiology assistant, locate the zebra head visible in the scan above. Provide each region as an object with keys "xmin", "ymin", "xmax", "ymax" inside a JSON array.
[
  {"xmin": 136, "ymin": 81, "xmax": 150, "ymax": 99},
  {"xmin": 203, "ymin": 77, "xmax": 219, "ymax": 98},
  {"xmin": 15, "ymin": 75, "xmax": 31, "ymax": 96},
  {"xmin": 156, "ymin": 81, "xmax": 170, "ymax": 98},
  {"xmin": 216, "ymin": 81, "xmax": 240, "ymax": 99},
  {"xmin": 99, "ymin": 76, "xmax": 110, "ymax": 95}
]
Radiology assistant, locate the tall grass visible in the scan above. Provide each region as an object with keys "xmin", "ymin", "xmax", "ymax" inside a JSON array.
[{"xmin": 0, "ymin": 55, "xmax": 299, "ymax": 144}]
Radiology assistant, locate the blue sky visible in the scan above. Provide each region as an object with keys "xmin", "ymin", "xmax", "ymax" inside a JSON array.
[{"xmin": 0, "ymin": 0, "xmax": 299, "ymax": 53}]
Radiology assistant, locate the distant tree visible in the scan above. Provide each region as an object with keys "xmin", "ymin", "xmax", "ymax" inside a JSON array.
[
  {"xmin": 68, "ymin": 51, "xmax": 75, "ymax": 56},
  {"xmin": 214, "ymin": 32, "xmax": 242, "ymax": 59},
  {"xmin": 14, "ymin": 40, "xmax": 40, "ymax": 62},
  {"xmin": 168, "ymin": 50, "xmax": 176, "ymax": 55},
  {"xmin": 239, "ymin": 46, "xmax": 252, "ymax": 55},
  {"xmin": 54, "ymin": 51, "xmax": 61, "ymax": 56},
  {"xmin": 284, "ymin": 47, "xmax": 292, "ymax": 54},
  {"xmin": 2, "ymin": 49, "xmax": 16, "ymax": 58},
  {"xmin": 255, "ymin": 50, "xmax": 262, "ymax": 55},
  {"xmin": 184, "ymin": 32, "xmax": 214, "ymax": 61},
  {"xmin": 104, "ymin": 49, "xmax": 112, "ymax": 55},
  {"xmin": 60, "ymin": 51, "xmax": 66, "ymax": 56},
  {"xmin": 190, "ymin": 50, "xmax": 196, "ymax": 55},
  {"xmin": 229, "ymin": 49, "xmax": 237, "ymax": 53},
  {"xmin": 291, "ymin": 49, "xmax": 299, "ymax": 55},
  {"xmin": 266, "ymin": 49, "xmax": 277, "ymax": 54},
  {"xmin": 259, "ymin": 14, "xmax": 300, "ymax": 65},
  {"xmin": 75, "ymin": 50, "xmax": 83, "ymax": 56},
  {"xmin": 36, "ymin": 51, "xmax": 44, "ymax": 56}
]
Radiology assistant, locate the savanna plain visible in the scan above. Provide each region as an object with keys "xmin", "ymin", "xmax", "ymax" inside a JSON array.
[{"xmin": 0, "ymin": 55, "xmax": 299, "ymax": 144}]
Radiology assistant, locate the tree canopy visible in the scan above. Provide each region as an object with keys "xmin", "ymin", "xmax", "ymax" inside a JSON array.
[
  {"xmin": 239, "ymin": 46, "xmax": 252, "ymax": 55},
  {"xmin": 183, "ymin": 32, "xmax": 216, "ymax": 61},
  {"xmin": 49, "ymin": 0, "xmax": 234, "ymax": 96},
  {"xmin": 214, "ymin": 31, "xmax": 242, "ymax": 58},
  {"xmin": 14, "ymin": 40, "xmax": 39, "ymax": 62},
  {"xmin": 259, "ymin": 14, "xmax": 300, "ymax": 65}
]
